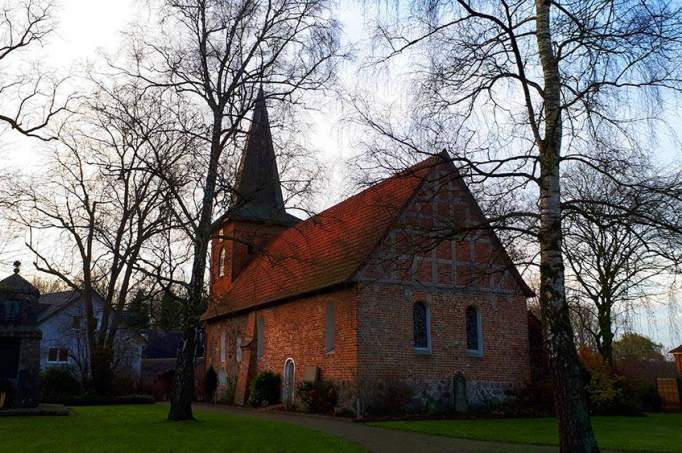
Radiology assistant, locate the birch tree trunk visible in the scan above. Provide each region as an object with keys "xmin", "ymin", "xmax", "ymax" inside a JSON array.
[{"xmin": 535, "ymin": 1, "xmax": 599, "ymax": 451}]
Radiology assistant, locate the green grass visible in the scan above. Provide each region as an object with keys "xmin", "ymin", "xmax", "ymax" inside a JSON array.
[
  {"xmin": 371, "ymin": 413, "xmax": 682, "ymax": 452},
  {"xmin": 0, "ymin": 404, "xmax": 365, "ymax": 453}
]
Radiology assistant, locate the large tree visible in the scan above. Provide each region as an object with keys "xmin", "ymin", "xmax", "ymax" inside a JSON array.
[
  {"xmin": 7, "ymin": 81, "xmax": 180, "ymax": 391},
  {"xmin": 563, "ymin": 162, "xmax": 682, "ymax": 367},
  {"xmin": 118, "ymin": 0, "xmax": 341, "ymax": 420},
  {"xmin": 356, "ymin": 1, "xmax": 682, "ymax": 451}
]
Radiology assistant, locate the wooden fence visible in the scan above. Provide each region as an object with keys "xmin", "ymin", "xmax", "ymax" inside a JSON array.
[{"xmin": 656, "ymin": 378, "xmax": 681, "ymax": 411}]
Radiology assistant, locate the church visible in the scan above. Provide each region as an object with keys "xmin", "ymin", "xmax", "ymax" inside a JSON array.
[{"xmin": 202, "ymin": 91, "xmax": 533, "ymax": 412}]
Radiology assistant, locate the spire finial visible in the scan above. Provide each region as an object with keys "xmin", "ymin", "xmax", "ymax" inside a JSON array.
[{"xmin": 13, "ymin": 260, "xmax": 21, "ymax": 274}]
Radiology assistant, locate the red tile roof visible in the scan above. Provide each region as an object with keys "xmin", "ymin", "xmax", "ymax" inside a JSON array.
[
  {"xmin": 202, "ymin": 154, "xmax": 443, "ymax": 321},
  {"xmin": 671, "ymin": 345, "xmax": 682, "ymax": 354}
]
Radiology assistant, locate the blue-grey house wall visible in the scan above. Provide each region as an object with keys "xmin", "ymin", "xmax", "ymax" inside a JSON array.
[{"xmin": 39, "ymin": 295, "xmax": 142, "ymax": 379}]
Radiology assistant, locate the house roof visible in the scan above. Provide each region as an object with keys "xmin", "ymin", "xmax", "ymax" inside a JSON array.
[
  {"xmin": 36, "ymin": 290, "xmax": 81, "ymax": 322},
  {"xmin": 671, "ymin": 345, "xmax": 682, "ymax": 354},
  {"xmin": 203, "ymin": 152, "xmax": 533, "ymax": 322},
  {"xmin": 0, "ymin": 272, "xmax": 40, "ymax": 298},
  {"xmin": 203, "ymin": 153, "xmax": 447, "ymax": 321}
]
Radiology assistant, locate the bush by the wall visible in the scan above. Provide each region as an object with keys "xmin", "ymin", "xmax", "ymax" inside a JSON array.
[
  {"xmin": 298, "ymin": 380, "xmax": 338, "ymax": 414},
  {"xmin": 248, "ymin": 372, "xmax": 281, "ymax": 407},
  {"xmin": 41, "ymin": 367, "xmax": 82, "ymax": 403}
]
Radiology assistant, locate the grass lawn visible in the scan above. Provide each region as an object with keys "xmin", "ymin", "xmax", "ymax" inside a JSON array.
[
  {"xmin": 372, "ymin": 413, "xmax": 682, "ymax": 452},
  {"xmin": 0, "ymin": 404, "xmax": 364, "ymax": 453}
]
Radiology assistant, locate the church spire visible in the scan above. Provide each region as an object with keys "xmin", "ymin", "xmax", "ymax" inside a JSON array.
[{"xmin": 231, "ymin": 89, "xmax": 299, "ymax": 226}]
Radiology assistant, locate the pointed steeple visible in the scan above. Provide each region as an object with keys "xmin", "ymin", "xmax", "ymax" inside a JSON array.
[{"xmin": 230, "ymin": 89, "xmax": 299, "ymax": 226}]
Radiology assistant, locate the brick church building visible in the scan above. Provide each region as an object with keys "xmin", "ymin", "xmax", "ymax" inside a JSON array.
[{"xmin": 202, "ymin": 91, "xmax": 533, "ymax": 411}]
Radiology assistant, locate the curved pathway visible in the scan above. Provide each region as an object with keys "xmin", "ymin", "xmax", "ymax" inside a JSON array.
[{"xmin": 195, "ymin": 403, "xmax": 560, "ymax": 453}]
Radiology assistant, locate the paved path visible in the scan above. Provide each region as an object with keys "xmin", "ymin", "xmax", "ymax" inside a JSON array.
[{"xmin": 195, "ymin": 403, "xmax": 559, "ymax": 453}]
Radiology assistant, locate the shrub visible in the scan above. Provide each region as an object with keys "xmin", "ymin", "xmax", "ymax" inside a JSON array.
[
  {"xmin": 111, "ymin": 375, "xmax": 137, "ymax": 396},
  {"xmin": 205, "ymin": 367, "xmax": 218, "ymax": 402},
  {"xmin": 248, "ymin": 372, "xmax": 281, "ymax": 407},
  {"xmin": 298, "ymin": 380, "xmax": 338, "ymax": 414},
  {"xmin": 587, "ymin": 367, "xmax": 660, "ymax": 415},
  {"xmin": 41, "ymin": 366, "xmax": 82, "ymax": 403}
]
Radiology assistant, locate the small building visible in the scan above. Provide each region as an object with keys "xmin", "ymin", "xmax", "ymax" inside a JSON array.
[
  {"xmin": 202, "ymin": 91, "xmax": 532, "ymax": 412},
  {"xmin": 0, "ymin": 262, "xmax": 42, "ymax": 408},
  {"xmin": 36, "ymin": 290, "xmax": 143, "ymax": 380},
  {"xmin": 672, "ymin": 345, "xmax": 682, "ymax": 375}
]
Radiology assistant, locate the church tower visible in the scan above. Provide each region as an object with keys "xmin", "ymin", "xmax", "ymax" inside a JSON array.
[{"xmin": 211, "ymin": 90, "xmax": 300, "ymax": 298}]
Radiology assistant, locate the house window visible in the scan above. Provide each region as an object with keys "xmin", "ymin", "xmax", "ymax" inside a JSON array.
[
  {"xmin": 413, "ymin": 301, "xmax": 430, "ymax": 351},
  {"xmin": 220, "ymin": 332, "xmax": 226, "ymax": 363},
  {"xmin": 466, "ymin": 306, "xmax": 483, "ymax": 355},
  {"xmin": 256, "ymin": 317, "xmax": 264, "ymax": 359},
  {"xmin": 218, "ymin": 248, "xmax": 226, "ymax": 277},
  {"xmin": 325, "ymin": 302, "xmax": 335, "ymax": 353},
  {"xmin": 71, "ymin": 316, "xmax": 81, "ymax": 330},
  {"xmin": 47, "ymin": 348, "xmax": 69, "ymax": 363}
]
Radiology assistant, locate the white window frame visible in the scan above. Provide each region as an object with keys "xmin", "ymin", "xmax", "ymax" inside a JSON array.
[{"xmin": 47, "ymin": 347, "xmax": 69, "ymax": 364}]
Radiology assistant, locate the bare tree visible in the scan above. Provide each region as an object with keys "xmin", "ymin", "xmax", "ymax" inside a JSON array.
[
  {"xmin": 116, "ymin": 0, "xmax": 341, "ymax": 420},
  {"xmin": 354, "ymin": 1, "xmax": 682, "ymax": 451},
  {"xmin": 8, "ymin": 82, "xmax": 179, "ymax": 391},
  {"xmin": 0, "ymin": 0, "xmax": 71, "ymax": 140},
  {"xmin": 563, "ymin": 162, "xmax": 682, "ymax": 368}
]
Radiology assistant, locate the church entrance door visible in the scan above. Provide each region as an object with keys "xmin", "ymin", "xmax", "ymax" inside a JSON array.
[{"xmin": 283, "ymin": 358, "xmax": 295, "ymax": 407}]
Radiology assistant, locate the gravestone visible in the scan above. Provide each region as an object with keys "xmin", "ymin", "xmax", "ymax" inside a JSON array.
[{"xmin": 453, "ymin": 372, "xmax": 468, "ymax": 413}]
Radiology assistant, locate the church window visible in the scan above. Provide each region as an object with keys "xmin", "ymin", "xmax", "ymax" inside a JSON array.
[
  {"xmin": 413, "ymin": 301, "xmax": 430, "ymax": 351},
  {"xmin": 325, "ymin": 302, "xmax": 335, "ymax": 353},
  {"xmin": 236, "ymin": 336, "xmax": 242, "ymax": 363},
  {"xmin": 218, "ymin": 248, "xmax": 226, "ymax": 277},
  {"xmin": 256, "ymin": 317, "xmax": 264, "ymax": 358},
  {"xmin": 466, "ymin": 306, "xmax": 483, "ymax": 355},
  {"xmin": 220, "ymin": 332, "xmax": 226, "ymax": 363}
]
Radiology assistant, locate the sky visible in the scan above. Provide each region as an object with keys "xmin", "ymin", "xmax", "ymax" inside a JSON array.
[{"xmin": 1, "ymin": 0, "xmax": 680, "ymax": 350}]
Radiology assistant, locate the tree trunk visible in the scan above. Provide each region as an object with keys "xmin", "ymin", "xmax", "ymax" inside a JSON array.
[
  {"xmin": 168, "ymin": 326, "xmax": 197, "ymax": 421},
  {"xmin": 597, "ymin": 304, "xmax": 615, "ymax": 369},
  {"xmin": 535, "ymin": 1, "xmax": 599, "ymax": 452},
  {"xmin": 168, "ymin": 116, "xmax": 223, "ymax": 421}
]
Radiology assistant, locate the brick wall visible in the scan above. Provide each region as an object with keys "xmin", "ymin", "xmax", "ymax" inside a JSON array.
[
  {"xmin": 354, "ymin": 163, "xmax": 530, "ymax": 407},
  {"xmin": 205, "ymin": 286, "xmax": 359, "ymax": 403}
]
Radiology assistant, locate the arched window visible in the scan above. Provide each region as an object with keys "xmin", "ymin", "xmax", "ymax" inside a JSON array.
[
  {"xmin": 466, "ymin": 306, "xmax": 482, "ymax": 354},
  {"xmin": 218, "ymin": 247, "xmax": 226, "ymax": 277},
  {"xmin": 413, "ymin": 301, "xmax": 430, "ymax": 350}
]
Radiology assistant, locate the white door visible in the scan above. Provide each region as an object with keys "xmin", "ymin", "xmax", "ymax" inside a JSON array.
[{"xmin": 283, "ymin": 358, "xmax": 295, "ymax": 407}]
